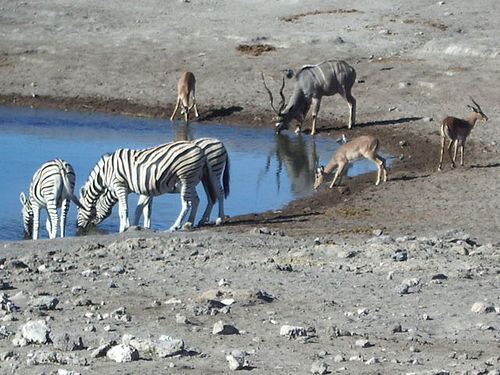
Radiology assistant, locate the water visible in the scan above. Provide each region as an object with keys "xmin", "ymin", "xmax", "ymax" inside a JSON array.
[{"xmin": 0, "ymin": 105, "xmax": 389, "ymax": 240}]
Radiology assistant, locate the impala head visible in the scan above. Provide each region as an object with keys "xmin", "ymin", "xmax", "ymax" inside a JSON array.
[
  {"xmin": 261, "ymin": 72, "xmax": 289, "ymax": 134},
  {"xmin": 19, "ymin": 192, "xmax": 33, "ymax": 239},
  {"xmin": 467, "ymin": 97, "xmax": 488, "ymax": 121},
  {"xmin": 313, "ymin": 166, "xmax": 325, "ymax": 190}
]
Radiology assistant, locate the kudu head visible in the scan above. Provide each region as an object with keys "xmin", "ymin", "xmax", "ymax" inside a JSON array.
[
  {"xmin": 467, "ymin": 97, "xmax": 488, "ymax": 122},
  {"xmin": 261, "ymin": 72, "xmax": 289, "ymax": 134}
]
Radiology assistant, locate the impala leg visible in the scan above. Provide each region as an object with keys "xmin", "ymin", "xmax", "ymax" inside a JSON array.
[
  {"xmin": 329, "ymin": 163, "xmax": 346, "ymax": 188},
  {"xmin": 452, "ymin": 140, "xmax": 459, "ymax": 168},
  {"xmin": 192, "ymin": 89, "xmax": 200, "ymax": 118},
  {"xmin": 346, "ymin": 92, "xmax": 356, "ymax": 129},
  {"xmin": 438, "ymin": 136, "xmax": 446, "ymax": 171},
  {"xmin": 170, "ymin": 98, "xmax": 181, "ymax": 121},
  {"xmin": 460, "ymin": 141, "xmax": 465, "ymax": 166},
  {"xmin": 60, "ymin": 199, "xmax": 70, "ymax": 238},
  {"xmin": 310, "ymin": 97, "xmax": 321, "ymax": 136},
  {"xmin": 447, "ymin": 139, "xmax": 455, "ymax": 168}
]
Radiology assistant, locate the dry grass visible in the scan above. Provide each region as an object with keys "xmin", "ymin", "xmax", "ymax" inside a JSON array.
[
  {"xmin": 404, "ymin": 18, "xmax": 448, "ymax": 31},
  {"xmin": 236, "ymin": 44, "xmax": 276, "ymax": 56},
  {"xmin": 281, "ymin": 9, "xmax": 360, "ymax": 22},
  {"xmin": 326, "ymin": 207, "xmax": 372, "ymax": 217}
]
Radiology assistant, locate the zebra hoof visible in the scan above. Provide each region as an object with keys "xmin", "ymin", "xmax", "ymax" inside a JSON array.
[
  {"xmin": 182, "ymin": 222, "xmax": 193, "ymax": 230},
  {"xmin": 215, "ymin": 217, "xmax": 223, "ymax": 226}
]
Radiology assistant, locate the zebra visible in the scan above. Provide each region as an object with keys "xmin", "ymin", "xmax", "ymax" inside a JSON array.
[
  {"xmin": 19, "ymin": 159, "xmax": 81, "ymax": 240},
  {"xmin": 77, "ymin": 141, "xmax": 216, "ymax": 232},
  {"xmin": 91, "ymin": 137, "xmax": 230, "ymax": 228}
]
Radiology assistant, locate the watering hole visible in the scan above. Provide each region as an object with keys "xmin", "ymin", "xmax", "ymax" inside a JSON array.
[{"xmin": 0, "ymin": 105, "xmax": 391, "ymax": 240}]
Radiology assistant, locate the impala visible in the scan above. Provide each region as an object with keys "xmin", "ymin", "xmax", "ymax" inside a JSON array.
[
  {"xmin": 314, "ymin": 135, "xmax": 387, "ymax": 189},
  {"xmin": 170, "ymin": 71, "xmax": 200, "ymax": 123},
  {"xmin": 438, "ymin": 97, "xmax": 488, "ymax": 171}
]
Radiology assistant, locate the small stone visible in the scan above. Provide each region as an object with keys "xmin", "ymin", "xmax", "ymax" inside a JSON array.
[
  {"xmin": 32, "ymin": 296, "xmax": 59, "ymax": 310},
  {"xmin": 280, "ymin": 325, "xmax": 307, "ymax": 338},
  {"xmin": 393, "ymin": 250, "xmax": 407, "ymax": 261},
  {"xmin": 226, "ymin": 350, "xmax": 248, "ymax": 370},
  {"xmin": 471, "ymin": 301, "xmax": 495, "ymax": 313},
  {"xmin": 213, "ymin": 320, "xmax": 239, "ymax": 335},
  {"xmin": 311, "ymin": 361, "xmax": 328, "ymax": 374},
  {"xmin": 365, "ymin": 357, "xmax": 379, "ymax": 364},
  {"xmin": 355, "ymin": 339, "xmax": 372, "ymax": 348},
  {"xmin": 333, "ymin": 354, "xmax": 345, "ymax": 362}
]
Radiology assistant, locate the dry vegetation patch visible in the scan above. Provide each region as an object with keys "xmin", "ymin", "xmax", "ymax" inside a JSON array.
[
  {"xmin": 236, "ymin": 44, "xmax": 276, "ymax": 56},
  {"xmin": 281, "ymin": 9, "xmax": 360, "ymax": 22},
  {"xmin": 403, "ymin": 18, "xmax": 448, "ymax": 31}
]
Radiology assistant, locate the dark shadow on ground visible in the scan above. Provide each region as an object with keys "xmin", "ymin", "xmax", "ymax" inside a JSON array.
[
  {"xmin": 201, "ymin": 106, "xmax": 244, "ymax": 121},
  {"xmin": 390, "ymin": 173, "xmax": 430, "ymax": 181},
  {"xmin": 470, "ymin": 162, "xmax": 500, "ymax": 169},
  {"xmin": 320, "ymin": 116, "xmax": 423, "ymax": 133}
]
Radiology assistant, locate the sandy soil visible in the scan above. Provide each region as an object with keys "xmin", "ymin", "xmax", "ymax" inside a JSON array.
[{"xmin": 0, "ymin": 1, "xmax": 499, "ymax": 374}]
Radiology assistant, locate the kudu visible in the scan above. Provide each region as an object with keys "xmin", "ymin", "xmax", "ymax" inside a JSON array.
[
  {"xmin": 170, "ymin": 71, "xmax": 200, "ymax": 123},
  {"xmin": 262, "ymin": 60, "xmax": 357, "ymax": 135},
  {"xmin": 437, "ymin": 97, "xmax": 488, "ymax": 171},
  {"xmin": 314, "ymin": 135, "xmax": 387, "ymax": 189}
]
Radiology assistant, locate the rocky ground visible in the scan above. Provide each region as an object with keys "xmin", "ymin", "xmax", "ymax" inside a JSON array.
[{"xmin": 0, "ymin": 0, "xmax": 499, "ymax": 374}]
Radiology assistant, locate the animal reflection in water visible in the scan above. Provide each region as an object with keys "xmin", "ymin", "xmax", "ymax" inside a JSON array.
[{"xmin": 260, "ymin": 134, "xmax": 319, "ymax": 197}]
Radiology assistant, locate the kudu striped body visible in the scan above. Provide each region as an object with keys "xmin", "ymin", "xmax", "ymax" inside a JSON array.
[
  {"xmin": 77, "ymin": 141, "xmax": 214, "ymax": 232},
  {"xmin": 19, "ymin": 159, "xmax": 81, "ymax": 240},
  {"xmin": 263, "ymin": 60, "xmax": 356, "ymax": 135},
  {"xmin": 92, "ymin": 138, "xmax": 230, "ymax": 228},
  {"xmin": 438, "ymin": 97, "xmax": 488, "ymax": 171}
]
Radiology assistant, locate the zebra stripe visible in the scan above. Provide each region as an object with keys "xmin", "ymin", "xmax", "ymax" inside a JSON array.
[
  {"xmin": 91, "ymin": 137, "xmax": 230, "ymax": 228},
  {"xmin": 19, "ymin": 159, "xmax": 80, "ymax": 240},
  {"xmin": 78, "ymin": 141, "xmax": 210, "ymax": 232}
]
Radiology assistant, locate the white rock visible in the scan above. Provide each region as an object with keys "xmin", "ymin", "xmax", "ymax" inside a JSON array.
[
  {"xmin": 106, "ymin": 344, "xmax": 139, "ymax": 363},
  {"xmin": 311, "ymin": 361, "xmax": 328, "ymax": 374},
  {"xmin": 280, "ymin": 325, "xmax": 307, "ymax": 338},
  {"xmin": 226, "ymin": 350, "xmax": 248, "ymax": 370},
  {"xmin": 471, "ymin": 301, "xmax": 495, "ymax": 313},
  {"xmin": 20, "ymin": 320, "xmax": 50, "ymax": 344}
]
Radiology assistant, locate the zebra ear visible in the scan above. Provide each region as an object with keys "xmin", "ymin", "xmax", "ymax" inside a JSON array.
[{"xmin": 19, "ymin": 192, "xmax": 26, "ymax": 205}]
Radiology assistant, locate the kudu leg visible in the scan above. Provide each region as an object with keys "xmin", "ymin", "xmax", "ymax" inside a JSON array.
[
  {"xmin": 310, "ymin": 98, "xmax": 321, "ymax": 135},
  {"xmin": 346, "ymin": 93, "xmax": 356, "ymax": 129}
]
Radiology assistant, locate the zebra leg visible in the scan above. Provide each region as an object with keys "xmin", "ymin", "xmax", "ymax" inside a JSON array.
[
  {"xmin": 134, "ymin": 195, "xmax": 152, "ymax": 228},
  {"xmin": 198, "ymin": 178, "xmax": 215, "ymax": 226},
  {"xmin": 116, "ymin": 190, "xmax": 130, "ymax": 232},
  {"xmin": 46, "ymin": 201, "xmax": 59, "ymax": 239},
  {"xmin": 32, "ymin": 206, "xmax": 40, "ymax": 240},
  {"xmin": 170, "ymin": 186, "xmax": 197, "ymax": 231},
  {"xmin": 184, "ymin": 190, "xmax": 200, "ymax": 229},
  {"xmin": 60, "ymin": 199, "xmax": 70, "ymax": 238}
]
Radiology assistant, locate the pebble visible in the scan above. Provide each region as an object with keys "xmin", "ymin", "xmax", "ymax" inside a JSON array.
[
  {"xmin": 18, "ymin": 320, "xmax": 51, "ymax": 345},
  {"xmin": 355, "ymin": 339, "xmax": 372, "ymax": 348}
]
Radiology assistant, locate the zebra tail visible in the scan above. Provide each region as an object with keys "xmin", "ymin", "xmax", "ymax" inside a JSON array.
[
  {"xmin": 223, "ymin": 156, "xmax": 230, "ymax": 199},
  {"xmin": 59, "ymin": 167, "xmax": 83, "ymax": 209}
]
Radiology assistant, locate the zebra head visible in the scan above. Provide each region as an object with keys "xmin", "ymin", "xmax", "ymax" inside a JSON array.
[
  {"xmin": 76, "ymin": 185, "xmax": 97, "ymax": 231},
  {"xmin": 19, "ymin": 192, "xmax": 33, "ymax": 239}
]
